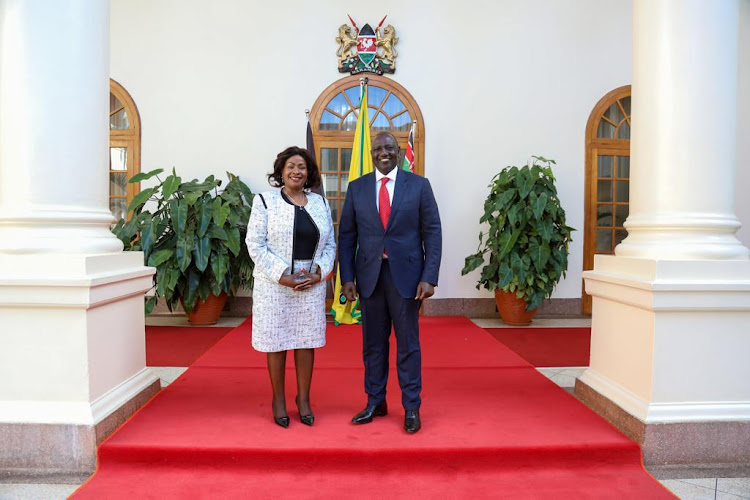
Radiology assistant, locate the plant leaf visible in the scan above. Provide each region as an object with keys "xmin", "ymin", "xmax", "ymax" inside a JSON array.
[
  {"xmin": 197, "ymin": 200, "xmax": 212, "ymax": 237},
  {"xmin": 532, "ymin": 192, "xmax": 548, "ymax": 220},
  {"xmin": 162, "ymin": 174, "xmax": 181, "ymax": 199},
  {"xmin": 127, "ymin": 187, "xmax": 155, "ymax": 213},
  {"xmin": 129, "ymin": 168, "xmax": 163, "ymax": 183},
  {"xmin": 192, "ymin": 235, "xmax": 211, "ymax": 271},
  {"xmin": 176, "ymin": 235, "xmax": 193, "ymax": 272},
  {"xmin": 226, "ymin": 227, "xmax": 240, "ymax": 256},
  {"xmin": 148, "ymin": 248, "xmax": 174, "ymax": 267}
]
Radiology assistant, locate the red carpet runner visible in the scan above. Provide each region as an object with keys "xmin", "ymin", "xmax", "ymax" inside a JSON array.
[
  {"xmin": 146, "ymin": 326, "xmax": 233, "ymax": 367},
  {"xmin": 73, "ymin": 317, "xmax": 673, "ymax": 499},
  {"xmin": 485, "ymin": 327, "xmax": 591, "ymax": 367}
]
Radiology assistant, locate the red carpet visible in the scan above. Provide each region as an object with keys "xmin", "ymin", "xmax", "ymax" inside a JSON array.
[
  {"xmin": 486, "ymin": 327, "xmax": 591, "ymax": 367},
  {"xmin": 145, "ymin": 326, "xmax": 233, "ymax": 366},
  {"xmin": 73, "ymin": 317, "xmax": 672, "ymax": 499}
]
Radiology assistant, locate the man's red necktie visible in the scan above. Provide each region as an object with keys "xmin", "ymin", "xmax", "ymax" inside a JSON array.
[{"xmin": 379, "ymin": 177, "xmax": 391, "ymax": 229}]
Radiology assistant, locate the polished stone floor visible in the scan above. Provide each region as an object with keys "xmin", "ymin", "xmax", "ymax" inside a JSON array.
[{"xmin": 2, "ymin": 316, "xmax": 748, "ymax": 500}]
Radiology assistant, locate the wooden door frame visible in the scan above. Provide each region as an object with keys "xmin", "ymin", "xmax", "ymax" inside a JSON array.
[{"xmin": 582, "ymin": 85, "xmax": 631, "ymax": 314}]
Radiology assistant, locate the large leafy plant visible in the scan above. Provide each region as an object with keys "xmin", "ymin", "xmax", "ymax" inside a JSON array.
[
  {"xmin": 462, "ymin": 156, "xmax": 574, "ymax": 311},
  {"xmin": 113, "ymin": 168, "xmax": 254, "ymax": 314}
]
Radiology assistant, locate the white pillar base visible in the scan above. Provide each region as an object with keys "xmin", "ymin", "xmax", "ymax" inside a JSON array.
[
  {"xmin": 583, "ymin": 255, "xmax": 750, "ymax": 423},
  {"xmin": 580, "ymin": 255, "xmax": 750, "ymax": 467},
  {"xmin": 0, "ymin": 252, "xmax": 157, "ymax": 479}
]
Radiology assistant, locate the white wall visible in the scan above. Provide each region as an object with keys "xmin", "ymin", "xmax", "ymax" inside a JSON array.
[{"xmin": 110, "ymin": 0, "xmax": 634, "ymax": 300}]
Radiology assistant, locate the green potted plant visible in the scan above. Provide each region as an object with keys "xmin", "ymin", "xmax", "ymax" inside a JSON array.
[
  {"xmin": 461, "ymin": 156, "xmax": 574, "ymax": 325},
  {"xmin": 113, "ymin": 168, "xmax": 255, "ymax": 324}
]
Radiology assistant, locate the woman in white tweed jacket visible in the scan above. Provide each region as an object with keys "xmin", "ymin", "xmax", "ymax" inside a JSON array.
[{"xmin": 245, "ymin": 146, "xmax": 335, "ymax": 428}]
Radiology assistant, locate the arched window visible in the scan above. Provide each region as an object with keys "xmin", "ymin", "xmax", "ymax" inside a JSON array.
[
  {"xmin": 109, "ymin": 79, "xmax": 141, "ymax": 221},
  {"xmin": 583, "ymin": 85, "xmax": 631, "ymax": 313},
  {"xmin": 309, "ymin": 75, "xmax": 424, "ymax": 235}
]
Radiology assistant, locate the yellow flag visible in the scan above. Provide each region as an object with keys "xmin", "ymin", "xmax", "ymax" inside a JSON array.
[{"xmin": 331, "ymin": 84, "xmax": 372, "ymax": 325}]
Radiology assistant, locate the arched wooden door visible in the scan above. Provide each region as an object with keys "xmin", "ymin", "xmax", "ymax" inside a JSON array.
[
  {"xmin": 583, "ymin": 85, "xmax": 632, "ymax": 314},
  {"xmin": 309, "ymin": 75, "xmax": 425, "ymax": 236},
  {"xmin": 109, "ymin": 79, "xmax": 141, "ymax": 221}
]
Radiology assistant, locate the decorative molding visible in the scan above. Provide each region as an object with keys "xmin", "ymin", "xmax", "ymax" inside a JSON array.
[
  {"xmin": 91, "ymin": 368, "xmax": 159, "ymax": 425},
  {"xmin": 0, "ymin": 369, "xmax": 159, "ymax": 426}
]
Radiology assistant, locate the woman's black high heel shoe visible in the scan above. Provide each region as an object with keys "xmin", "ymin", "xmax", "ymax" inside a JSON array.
[
  {"xmin": 295, "ymin": 396, "xmax": 315, "ymax": 426},
  {"xmin": 274, "ymin": 415, "xmax": 290, "ymax": 428}
]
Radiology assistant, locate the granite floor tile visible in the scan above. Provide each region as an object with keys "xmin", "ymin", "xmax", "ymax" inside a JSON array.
[
  {"xmin": 470, "ymin": 317, "xmax": 592, "ymax": 329},
  {"xmin": 717, "ymin": 478, "xmax": 750, "ymax": 498},
  {"xmin": 660, "ymin": 479, "xmax": 717, "ymax": 499},
  {"xmin": 149, "ymin": 366, "xmax": 189, "ymax": 387},
  {"xmin": 146, "ymin": 316, "xmax": 245, "ymax": 327},
  {"xmin": 0, "ymin": 483, "xmax": 79, "ymax": 500}
]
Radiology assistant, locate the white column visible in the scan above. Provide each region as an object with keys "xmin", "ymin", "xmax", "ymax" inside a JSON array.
[
  {"xmin": 580, "ymin": 1, "xmax": 750, "ymax": 466},
  {"xmin": 0, "ymin": 0, "xmax": 122, "ymax": 254},
  {"xmin": 0, "ymin": 1, "xmax": 157, "ymax": 479},
  {"xmin": 616, "ymin": 0, "xmax": 749, "ymax": 260}
]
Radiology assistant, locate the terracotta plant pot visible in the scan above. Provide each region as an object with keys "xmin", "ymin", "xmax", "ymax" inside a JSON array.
[
  {"xmin": 185, "ymin": 292, "xmax": 228, "ymax": 326},
  {"xmin": 494, "ymin": 290, "xmax": 537, "ymax": 326}
]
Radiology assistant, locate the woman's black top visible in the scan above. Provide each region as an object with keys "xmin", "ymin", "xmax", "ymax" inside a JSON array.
[{"xmin": 281, "ymin": 190, "xmax": 318, "ymax": 260}]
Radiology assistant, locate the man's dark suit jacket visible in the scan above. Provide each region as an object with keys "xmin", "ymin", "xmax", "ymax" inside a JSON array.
[{"xmin": 338, "ymin": 169, "xmax": 442, "ymax": 299}]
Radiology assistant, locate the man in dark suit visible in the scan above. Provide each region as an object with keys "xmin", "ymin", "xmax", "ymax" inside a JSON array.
[{"xmin": 338, "ymin": 131, "xmax": 442, "ymax": 434}]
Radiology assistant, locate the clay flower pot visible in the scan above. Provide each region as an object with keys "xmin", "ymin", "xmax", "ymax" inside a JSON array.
[
  {"xmin": 495, "ymin": 290, "xmax": 537, "ymax": 326},
  {"xmin": 185, "ymin": 292, "xmax": 228, "ymax": 326}
]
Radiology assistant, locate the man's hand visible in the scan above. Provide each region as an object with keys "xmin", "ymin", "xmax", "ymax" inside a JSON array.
[
  {"xmin": 342, "ymin": 281, "xmax": 358, "ymax": 302},
  {"xmin": 415, "ymin": 282, "xmax": 434, "ymax": 301}
]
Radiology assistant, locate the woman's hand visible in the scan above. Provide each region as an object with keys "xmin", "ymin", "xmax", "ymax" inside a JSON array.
[
  {"xmin": 279, "ymin": 270, "xmax": 321, "ymax": 291},
  {"xmin": 293, "ymin": 271, "xmax": 321, "ymax": 291}
]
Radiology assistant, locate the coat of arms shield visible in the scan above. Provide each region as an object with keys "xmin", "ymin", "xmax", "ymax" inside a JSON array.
[{"xmin": 356, "ymin": 24, "xmax": 377, "ymax": 66}]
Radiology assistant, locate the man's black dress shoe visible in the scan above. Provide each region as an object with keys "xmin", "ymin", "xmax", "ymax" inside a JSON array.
[
  {"xmin": 404, "ymin": 410, "xmax": 421, "ymax": 434},
  {"xmin": 351, "ymin": 402, "xmax": 388, "ymax": 424}
]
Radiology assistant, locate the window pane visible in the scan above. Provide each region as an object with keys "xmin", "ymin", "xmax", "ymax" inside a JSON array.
[
  {"xmin": 596, "ymin": 205, "xmax": 613, "ymax": 227},
  {"xmin": 596, "ymin": 229, "xmax": 613, "ymax": 253},
  {"xmin": 341, "ymin": 149, "xmax": 352, "ymax": 173},
  {"xmin": 110, "ymin": 147, "xmax": 128, "ymax": 171},
  {"xmin": 596, "ymin": 119, "xmax": 615, "ymax": 139},
  {"xmin": 319, "ymin": 111, "xmax": 339, "ymax": 131},
  {"xmin": 620, "ymin": 96, "xmax": 631, "ymax": 116},
  {"xmin": 320, "ymin": 148, "xmax": 338, "ymax": 171},
  {"xmin": 110, "ymin": 109, "xmax": 129, "ymax": 130},
  {"xmin": 371, "ymin": 112, "xmax": 391, "ymax": 132},
  {"xmin": 615, "ymin": 180, "xmax": 629, "ymax": 202},
  {"xmin": 110, "ymin": 172, "xmax": 127, "ymax": 196},
  {"xmin": 345, "ymin": 86, "xmax": 361, "ymax": 107},
  {"xmin": 617, "ymin": 156, "xmax": 630, "ymax": 177},
  {"xmin": 603, "ymin": 102, "xmax": 624, "ymax": 124},
  {"xmin": 323, "ymin": 174, "xmax": 339, "ymax": 197},
  {"xmin": 326, "ymin": 93, "xmax": 350, "ymax": 116},
  {"xmin": 382, "ymin": 93, "xmax": 406, "ymax": 117},
  {"xmin": 615, "ymin": 204, "xmax": 629, "ymax": 227},
  {"xmin": 341, "ymin": 175, "xmax": 349, "ymax": 195},
  {"xmin": 342, "ymin": 112, "xmax": 357, "ymax": 131},
  {"xmin": 617, "ymin": 120, "xmax": 631, "ymax": 139},
  {"xmin": 110, "ymin": 198, "xmax": 127, "ymax": 221},
  {"xmin": 597, "ymin": 180, "xmax": 613, "ymax": 202},
  {"xmin": 367, "ymin": 86, "xmax": 388, "ymax": 108},
  {"xmin": 110, "ymin": 94, "xmax": 123, "ymax": 113},
  {"xmin": 391, "ymin": 112, "xmax": 412, "ymax": 132},
  {"xmin": 597, "ymin": 156, "xmax": 613, "ymax": 178}
]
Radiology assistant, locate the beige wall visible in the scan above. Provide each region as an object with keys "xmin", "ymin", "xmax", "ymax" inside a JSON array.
[{"xmin": 111, "ymin": 0, "xmax": 642, "ymax": 300}]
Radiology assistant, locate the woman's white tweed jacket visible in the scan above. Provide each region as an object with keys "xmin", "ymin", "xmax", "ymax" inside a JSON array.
[{"xmin": 245, "ymin": 190, "xmax": 336, "ymax": 352}]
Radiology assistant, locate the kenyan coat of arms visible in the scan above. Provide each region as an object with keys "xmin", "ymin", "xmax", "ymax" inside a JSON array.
[{"xmin": 336, "ymin": 15, "xmax": 398, "ymax": 75}]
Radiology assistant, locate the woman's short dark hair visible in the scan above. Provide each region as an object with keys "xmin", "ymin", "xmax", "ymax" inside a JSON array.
[{"xmin": 267, "ymin": 146, "xmax": 321, "ymax": 190}]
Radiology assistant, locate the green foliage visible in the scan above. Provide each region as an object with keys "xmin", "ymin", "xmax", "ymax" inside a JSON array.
[
  {"xmin": 461, "ymin": 156, "xmax": 575, "ymax": 311},
  {"xmin": 112, "ymin": 168, "xmax": 255, "ymax": 314}
]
